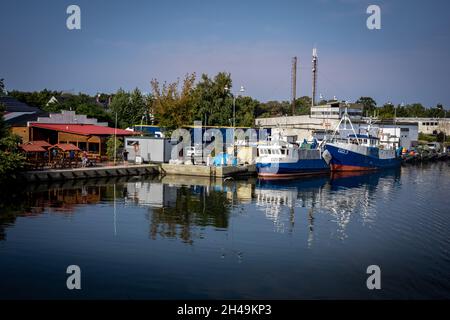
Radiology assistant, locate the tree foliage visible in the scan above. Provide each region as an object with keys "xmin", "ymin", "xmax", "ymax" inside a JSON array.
[
  {"xmin": 109, "ymin": 88, "xmax": 150, "ymax": 129},
  {"xmin": 151, "ymin": 73, "xmax": 196, "ymax": 133},
  {"xmin": 356, "ymin": 97, "xmax": 377, "ymax": 116},
  {"xmin": 105, "ymin": 136, "xmax": 124, "ymax": 161},
  {"xmin": 0, "ymin": 104, "xmax": 25, "ymax": 182},
  {"xmin": 0, "ymin": 78, "xmax": 5, "ymax": 96}
]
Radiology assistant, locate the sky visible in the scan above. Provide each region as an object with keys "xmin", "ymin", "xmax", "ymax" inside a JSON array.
[{"xmin": 1, "ymin": 0, "xmax": 450, "ymax": 107}]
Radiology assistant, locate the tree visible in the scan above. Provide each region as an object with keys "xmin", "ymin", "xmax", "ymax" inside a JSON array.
[
  {"xmin": 109, "ymin": 88, "xmax": 149, "ymax": 129},
  {"xmin": 9, "ymin": 89, "xmax": 61, "ymax": 109},
  {"xmin": 378, "ymin": 103, "xmax": 395, "ymax": 119},
  {"xmin": 129, "ymin": 88, "xmax": 149, "ymax": 126},
  {"xmin": 151, "ymin": 73, "xmax": 196, "ymax": 133},
  {"xmin": 235, "ymin": 96, "xmax": 260, "ymax": 127},
  {"xmin": 356, "ymin": 97, "xmax": 377, "ymax": 116},
  {"xmin": 192, "ymin": 72, "xmax": 233, "ymax": 127},
  {"xmin": 106, "ymin": 136, "xmax": 124, "ymax": 161},
  {"xmin": 0, "ymin": 103, "xmax": 25, "ymax": 181},
  {"xmin": 257, "ymin": 100, "xmax": 291, "ymax": 118},
  {"xmin": 75, "ymin": 103, "xmax": 112, "ymax": 124},
  {"xmin": 295, "ymin": 96, "xmax": 311, "ymax": 115},
  {"xmin": 0, "ymin": 78, "xmax": 5, "ymax": 96}
]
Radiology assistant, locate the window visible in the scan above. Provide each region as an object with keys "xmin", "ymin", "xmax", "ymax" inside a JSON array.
[{"xmin": 127, "ymin": 140, "xmax": 138, "ymax": 146}]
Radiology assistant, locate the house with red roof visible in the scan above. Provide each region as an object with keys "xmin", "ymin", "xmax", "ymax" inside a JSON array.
[{"xmin": 28, "ymin": 110, "xmax": 136, "ymax": 158}]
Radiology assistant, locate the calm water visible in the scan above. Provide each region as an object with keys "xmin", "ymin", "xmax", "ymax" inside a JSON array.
[{"xmin": 0, "ymin": 162, "xmax": 449, "ymax": 299}]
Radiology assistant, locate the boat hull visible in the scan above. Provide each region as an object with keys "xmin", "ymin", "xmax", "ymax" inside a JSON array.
[
  {"xmin": 256, "ymin": 159, "xmax": 329, "ymax": 179},
  {"xmin": 324, "ymin": 143, "xmax": 401, "ymax": 171}
]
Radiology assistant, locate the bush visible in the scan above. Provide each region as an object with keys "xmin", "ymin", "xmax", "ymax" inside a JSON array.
[{"xmin": 106, "ymin": 136, "xmax": 124, "ymax": 161}]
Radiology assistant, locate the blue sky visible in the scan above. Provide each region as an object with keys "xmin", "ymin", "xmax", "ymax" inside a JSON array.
[{"xmin": 1, "ymin": 0, "xmax": 450, "ymax": 107}]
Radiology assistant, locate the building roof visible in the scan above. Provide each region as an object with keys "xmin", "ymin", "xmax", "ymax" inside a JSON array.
[
  {"xmin": 25, "ymin": 140, "xmax": 53, "ymax": 148},
  {"xmin": 29, "ymin": 123, "xmax": 135, "ymax": 136},
  {"xmin": 50, "ymin": 143, "xmax": 81, "ymax": 152},
  {"xmin": 0, "ymin": 96, "xmax": 48, "ymax": 126},
  {"xmin": 20, "ymin": 144, "xmax": 46, "ymax": 152},
  {"xmin": 0, "ymin": 96, "xmax": 39, "ymax": 112}
]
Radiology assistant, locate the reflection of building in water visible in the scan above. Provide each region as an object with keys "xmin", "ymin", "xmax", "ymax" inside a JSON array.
[
  {"xmin": 255, "ymin": 178, "xmax": 327, "ymax": 235},
  {"xmin": 0, "ymin": 180, "xmax": 119, "ymax": 240},
  {"xmin": 256, "ymin": 188, "xmax": 296, "ymax": 233},
  {"xmin": 125, "ymin": 181, "xmax": 177, "ymax": 208},
  {"xmin": 123, "ymin": 180, "xmax": 232, "ymax": 244},
  {"xmin": 254, "ymin": 171, "xmax": 400, "ymax": 241}
]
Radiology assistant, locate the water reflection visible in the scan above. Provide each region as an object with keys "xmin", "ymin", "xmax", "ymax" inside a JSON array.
[
  {"xmin": 0, "ymin": 169, "xmax": 401, "ymax": 243},
  {"xmin": 255, "ymin": 169, "xmax": 401, "ymax": 240}
]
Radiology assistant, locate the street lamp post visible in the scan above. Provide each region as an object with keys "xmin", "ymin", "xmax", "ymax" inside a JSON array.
[
  {"xmin": 224, "ymin": 85, "xmax": 245, "ymax": 128},
  {"xmin": 224, "ymin": 85, "xmax": 245, "ymax": 162}
]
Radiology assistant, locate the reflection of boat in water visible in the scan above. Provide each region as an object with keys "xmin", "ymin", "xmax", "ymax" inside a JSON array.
[
  {"xmin": 329, "ymin": 168, "xmax": 401, "ymax": 189},
  {"xmin": 255, "ymin": 176, "xmax": 328, "ymax": 234},
  {"xmin": 255, "ymin": 169, "xmax": 401, "ymax": 239}
]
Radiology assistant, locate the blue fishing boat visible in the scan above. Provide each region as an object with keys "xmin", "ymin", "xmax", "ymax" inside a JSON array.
[
  {"xmin": 256, "ymin": 139, "xmax": 329, "ymax": 179},
  {"xmin": 323, "ymin": 111, "xmax": 401, "ymax": 171}
]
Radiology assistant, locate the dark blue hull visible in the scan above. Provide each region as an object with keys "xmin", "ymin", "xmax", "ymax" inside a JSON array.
[
  {"xmin": 324, "ymin": 144, "xmax": 401, "ymax": 171},
  {"xmin": 256, "ymin": 158, "xmax": 329, "ymax": 178}
]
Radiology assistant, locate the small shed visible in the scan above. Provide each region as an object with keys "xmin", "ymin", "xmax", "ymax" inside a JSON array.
[
  {"xmin": 124, "ymin": 136, "xmax": 173, "ymax": 163},
  {"xmin": 19, "ymin": 143, "xmax": 48, "ymax": 169},
  {"xmin": 48, "ymin": 144, "xmax": 81, "ymax": 168}
]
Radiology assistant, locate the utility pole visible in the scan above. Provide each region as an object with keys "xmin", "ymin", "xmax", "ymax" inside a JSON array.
[
  {"xmin": 312, "ymin": 48, "xmax": 318, "ymax": 107},
  {"xmin": 291, "ymin": 56, "xmax": 297, "ymax": 116}
]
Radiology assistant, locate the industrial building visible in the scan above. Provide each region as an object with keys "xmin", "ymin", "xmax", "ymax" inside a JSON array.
[
  {"xmin": 395, "ymin": 117, "xmax": 450, "ymax": 135},
  {"xmin": 255, "ymin": 108, "xmax": 419, "ymax": 149}
]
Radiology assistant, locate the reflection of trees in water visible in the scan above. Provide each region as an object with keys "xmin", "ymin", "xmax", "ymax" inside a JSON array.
[{"xmin": 149, "ymin": 186, "xmax": 231, "ymax": 244}]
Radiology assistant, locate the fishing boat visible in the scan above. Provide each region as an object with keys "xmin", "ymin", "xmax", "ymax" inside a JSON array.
[
  {"xmin": 256, "ymin": 138, "xmax": 329, "ymax": 179},
  {"xmin": 323, "ymin": 110, "xmax": 401, "ymax": 171}
]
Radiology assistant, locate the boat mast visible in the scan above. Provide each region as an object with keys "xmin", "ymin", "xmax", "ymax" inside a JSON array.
[{"xmin": 328, "ymin": 107, "xmax": 360, "ymax": 145}]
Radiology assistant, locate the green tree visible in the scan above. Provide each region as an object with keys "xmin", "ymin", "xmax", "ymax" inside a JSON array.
[
  {"xmin": 294, "ymin": 96, "xmax": 311, "ymax": 115},
  {"xmin": 378, "ymin": 103, "xmax": 395, "ymax": 119},
  {"xmin": 9, "ymin": 89, "xmax": 61, "ymax": 109},
  {"xmin": 106, "ymin": 136, "xmax": 124, "ymax": 161},
  {"xmin": 129, "ymin": 88, "xmax": 148, "ymax": 126},
  {"xmin": 109, "ymin": 88, "xmax": 149, "ymax": 129},
  {"xmin": 0, "ymin": 103, "xmax": 25, "ymax": 181},
  {"xmin": 0, "ymin": 78, "xmax": 5, "ymax": 96},
  {"xmin": 151, "ymin": 73, "xmax": 196, "ymax": 133},
  {"xmin": 192, "ymin": 72, "xmax": 233, "ymax": 127},
  {"xmin": 257, "ymin": 100, "xmax": 291, "ymax": 118},
  {"xmin": 356, "ymin": 97, "xmax": 377, "ymax": 116},
  {"xmin": 235, "ymin": 96, "xmax": 260, "ymax": 127},
  {"xmin": 75, "ymin": 103, "xmax": 112, "ymax": 124}
]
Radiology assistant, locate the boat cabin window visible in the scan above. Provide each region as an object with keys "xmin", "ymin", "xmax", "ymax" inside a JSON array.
[{"xmin": 280, "ymin": 149, "xmax": 286, "ymax": 155}]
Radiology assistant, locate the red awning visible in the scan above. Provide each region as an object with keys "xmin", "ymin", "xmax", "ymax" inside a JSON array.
[
  {"xmin": 50, "ymin": 144, "xmax": 81, "ymax": 152},
  {"xmin": 29, "ymin": 123, "xmax": 136, "ymax": 136},
  {"xmin": 25, "ymin": 140, "xmax": 52, "ymax": 148},
  {"xmin": 20, "ymin": 144, "xmax": 46, "ymax": 152}
]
